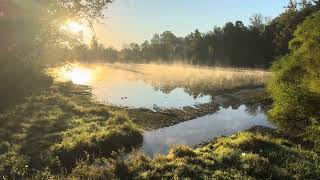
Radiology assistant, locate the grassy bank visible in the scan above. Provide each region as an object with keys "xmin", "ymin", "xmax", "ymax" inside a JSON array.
[
  {"xmin": 0, "ymin": 82, "xmax": 143, "ymax": 179},
  {"xmin": 2, "ymin": 81, "xmax": 317, "ymax": 179},
  {"xmin": 68, "ymin": 127, "xmax": 320, "ymax": 179}
]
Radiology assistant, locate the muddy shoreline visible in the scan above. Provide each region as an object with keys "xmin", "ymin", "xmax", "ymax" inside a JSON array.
[{"xmin": 111, "ymin": 87, "xmax": 272, "ymax": 130}]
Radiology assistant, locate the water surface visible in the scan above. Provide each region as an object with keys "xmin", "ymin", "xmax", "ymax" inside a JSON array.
[
  {"xmin": 142, "ymin": 105, "xmax": 274, "ymax": 156},
  {"xmin": 53, "ymin": 63, "xmax": 274, "ymax": 156},
  {"xmin": 55, "ymin": 63, "xmax": 270, "ymax": 109}
]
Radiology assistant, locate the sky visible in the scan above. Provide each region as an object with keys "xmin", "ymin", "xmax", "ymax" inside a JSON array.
[{"xmin": 94, "ymin": 0, "xmax": 289, "ymax": 49}]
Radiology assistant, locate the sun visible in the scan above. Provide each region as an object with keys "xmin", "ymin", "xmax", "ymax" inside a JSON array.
[
  {"xmin": 61, "ymin": 21, "xmax": 93, "ymax": 43},
  {"xmin": 66, "ymin": 21, "xmax": 84, "ymax": 33}
]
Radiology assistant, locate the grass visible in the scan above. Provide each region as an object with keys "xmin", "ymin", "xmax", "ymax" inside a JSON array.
[
  {"xmin": 1, "ymin": 81, "xmax": 319, "ymax": 179},
  {"xmin": 67, "ymin": 127, "xmax": 320, "ymax": 180},
  {"xmin": 52, "ymin": 112, "xmax": 142, "ymax": 169},
  {"xmin": 0, "ymin": 82, "xmax": 143, "ymax": 179}
]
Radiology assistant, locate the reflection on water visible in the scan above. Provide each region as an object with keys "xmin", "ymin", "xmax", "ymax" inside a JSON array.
[
  {"xmin": 67, "ymin": 67, "xmax": 91, "ymax": 85},
  {"xmin": 94, "ymin": 80, "xmax": 211, "ymax": 109},
  {"xmin": 142, "ymin": 105, "xmax": 274, "ymax": 156},
  {"xmin": 54, "ymin": 63, "xmax": 271, "ymax": 109}
]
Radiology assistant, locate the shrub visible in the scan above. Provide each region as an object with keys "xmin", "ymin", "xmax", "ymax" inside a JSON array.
[{"xmin": 268, "ymin": 11, "xmax": 320, "ymax": 146}]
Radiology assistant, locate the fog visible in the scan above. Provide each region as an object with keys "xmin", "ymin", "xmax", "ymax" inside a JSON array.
[{"xmin": 52, "ymin": 62, "xmax": 271, "ymax": 109}]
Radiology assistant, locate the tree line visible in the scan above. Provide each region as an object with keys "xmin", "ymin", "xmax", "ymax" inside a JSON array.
[{"xmin": 71, "ymin": 0, "xmax": 320, "ymax": 68}]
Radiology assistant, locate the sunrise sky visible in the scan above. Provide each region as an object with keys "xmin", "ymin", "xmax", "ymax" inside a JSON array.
[{"xmin": 94, "ymin": 0, "xmax": 288, "ymax": 49}]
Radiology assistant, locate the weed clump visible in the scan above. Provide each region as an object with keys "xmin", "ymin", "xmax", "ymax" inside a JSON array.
[{"xmin": 52, "ymin": 112, "xmax": 143, "ymax": 169}]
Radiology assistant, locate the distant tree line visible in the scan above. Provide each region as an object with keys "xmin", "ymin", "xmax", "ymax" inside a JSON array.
[{"xmin": 72, "ymin": 0, "xmax": 319, "ymax": 68}]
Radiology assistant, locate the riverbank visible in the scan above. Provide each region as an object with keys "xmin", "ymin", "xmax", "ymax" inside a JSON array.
[
  {"xmin": 1, "ymin": 82, "xmax": 317, "ymax": 179},
  {"xmin": 68, "ymin": 126, "xmax": 320, "ymax": 179}
]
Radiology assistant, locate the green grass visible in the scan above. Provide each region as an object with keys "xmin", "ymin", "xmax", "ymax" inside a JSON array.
[
  {"xmin": 1, "ymin": 82, "xmax": 319, "ymax": 179},
  {"xmin": 52, "ymin": 112, "xmax": 142, "ymax": 169},
  {"xmin": 0, "ymin": 82, "xmax": 143, "ymax": 179},
  {"xmin": 68, "ymin": 127, "xmax": 320, "ymax": 180}
]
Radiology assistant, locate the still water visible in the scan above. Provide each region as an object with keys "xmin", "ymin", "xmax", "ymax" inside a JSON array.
[
  {"xmin": 54, "ymin": 63, "xmax": 274, "ymax": 156},
  {"xmin": 142, "ymin": 105, "xmax": 274, "ymax": 156},
  {"xmin": 55, "ymin": 63, "xmax": 270, "ymax": 109}
]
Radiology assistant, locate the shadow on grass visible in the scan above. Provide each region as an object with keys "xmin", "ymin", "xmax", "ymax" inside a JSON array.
[{"xmin": 0, "ymin": 82, "xmax": 143, "ymax": 178}]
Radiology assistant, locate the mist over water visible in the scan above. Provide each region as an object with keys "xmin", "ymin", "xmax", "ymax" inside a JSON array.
[
  {"xmin": 55, "ymin": 63, "xmax": 271, "ymax": 109},
  {"xmin": 52, "ymin": 62, "xmax": 275, "ymax": 156}
]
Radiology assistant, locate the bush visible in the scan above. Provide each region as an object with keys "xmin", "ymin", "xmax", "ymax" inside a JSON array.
[{"xmin": 268, "ymin": 11, "xmax": 320, "ymax": 146}]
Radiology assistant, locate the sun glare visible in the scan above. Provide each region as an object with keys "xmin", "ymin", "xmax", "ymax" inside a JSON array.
[
  {"xmin": 67, "ymin": 22, "xmax": 84, "ymax": 33},
  {"xmin": 66, "ymin": 67, "xmax": 91, "ymax": 85}
]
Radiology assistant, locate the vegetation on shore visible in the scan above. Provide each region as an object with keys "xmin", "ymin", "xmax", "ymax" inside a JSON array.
[
  {"xmin": 66, "ymin": 127, "xmax": 320, "ymax": 179},
  {"xmin": 268, "ymin": 11, "xmax": 320, "ymax": 149},
  {"xmin": 0, "ymin": 0, "xmax": 319, "ymax": 179},
  {"xmin": 0, "ymin": 80, "xmax": 317, "ymax": 179},
  {"xmin": 0, "ymin": 82, "xmax": 143, "ymax": 179}
]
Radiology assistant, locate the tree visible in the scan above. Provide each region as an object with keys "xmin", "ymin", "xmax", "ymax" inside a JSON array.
[
  {"xmin": 140, "ymin": 40, "xmax": 152, "ymax": 61},
  {"xmin": 120, "ymin": 43, "xmax": 141, "ymax": 61},
  {"xmin": 160, "ymin": 31, "xmax": 178, "ymax": 61},
  {"xmin": 287, "ymin": 0, "xmax": 298, "ymax": 11},
  {"xmin": 270, "ymin": 0, "xmax": 319, "ymax": 57},
  {"xmin": 0, "ymin": 0, "xmax": 112, "ymax": 107},
  {"xmin": 1, "ymin": 0, "xmax": 112, "ymax": 64},
  {"xmin": 101, "ymin": 0, "xmax": 319, "ymax": 68},
  {"xmin": 268, "ymin": 11, "xmax": 320, "ymax": 146},
  {"xmin": 250, "ymin": 14, "xmax": 265, "ymax": 31}
]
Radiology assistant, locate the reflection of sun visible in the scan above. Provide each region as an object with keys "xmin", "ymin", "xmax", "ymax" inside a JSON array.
[
  {"xmin": 67, "ymin": 21, "xmax": 84, "ymax": 33},
  {"xmin": 66, "ymin": 67, "xmax": 91, "ymax": 85}
]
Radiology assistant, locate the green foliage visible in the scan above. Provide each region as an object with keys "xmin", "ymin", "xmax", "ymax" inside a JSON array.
[
  {"xmin": 0, "ymin": 83, "xmax": 143, "ymax": 178},
  {"xmin": 270, "ymin": 0, "xmax": 319, "ymax": 56},
  {"xmin": 69, "ymin": 128, "xmax": 320, "ymax": 179},
  {"xmin": 268, "ymin": 11, "xmax": 320, "ymax": 145}
]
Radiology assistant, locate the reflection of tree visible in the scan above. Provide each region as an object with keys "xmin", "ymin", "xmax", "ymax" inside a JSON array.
[
  {"xmin": 245, "ymin": 105, "xmax": 260, "ymax": 116},
  {"xmin": 231, "ymin": 104, "xmax": 241, "ymax": 110},
  {"xmin": 104, "ymin": 64, "xmax": 269, "ymax": 99},
  {"xmin": 140, "ymin": 67, "xmax": 270, "ymax": 99},
  {"xmin": 90, "ymin": 64, "xmax": 269, "ymax": 109}
]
